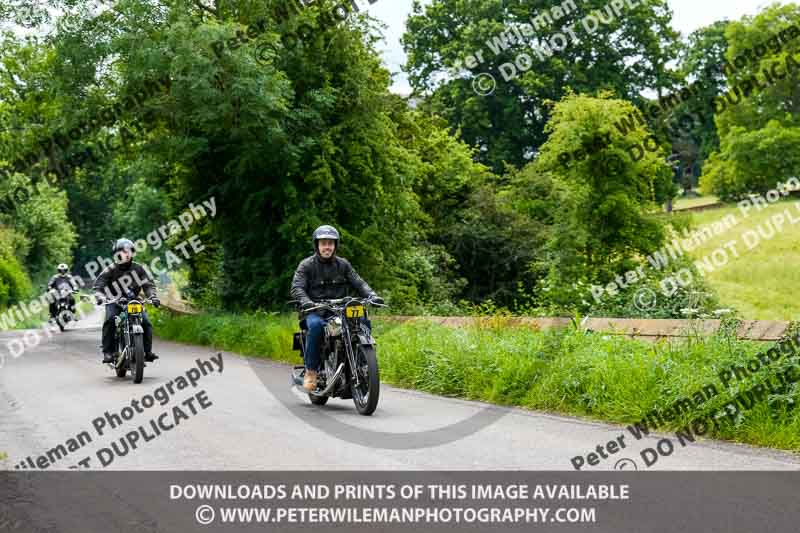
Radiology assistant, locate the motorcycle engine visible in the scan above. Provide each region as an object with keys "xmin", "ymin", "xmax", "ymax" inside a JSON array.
[
  {"xmin": 324, "ymin": 354, "xmax": 337, "ymax": 383},
  {"xmin": 325, "ymin": 316, "xmax": 342, "ymax": 338}
]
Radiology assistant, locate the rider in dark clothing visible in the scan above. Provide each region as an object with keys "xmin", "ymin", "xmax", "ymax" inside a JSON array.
[
  {"xmin": 48, "ymin": 263, "xmax": 79, "ymax": 319},
  {"xmin": 290, "ymin": 225, "xmax": 383, "ymax": 391},
  {"xmin": 93, "ymin": 238, "xmax": 160, "ymax": 364}
]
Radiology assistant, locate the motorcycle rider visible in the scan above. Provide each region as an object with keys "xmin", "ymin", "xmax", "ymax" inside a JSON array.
[
  {"xmin": 47, "ymin": 263, "xmax": 79, "ymax": 321},
  {"xmin": 93, "ymin": 238, "xmax": 161, "ymax": 364},
  {"xmin": 290, "ymin": 225, "xmax": 384, "ymax": 391}
]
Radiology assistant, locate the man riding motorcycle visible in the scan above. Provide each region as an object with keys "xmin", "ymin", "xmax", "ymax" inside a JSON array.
[
  {"xmin": 290, "ymin": 225, "xmax": 384, "ymax": 391},
  {"xmin": 92, "ymin": 238, "xmax": 161, "ymax": 364},
  {"xmin": 47, "ymin": 263, "xmax": 79, "ymax": 321}
]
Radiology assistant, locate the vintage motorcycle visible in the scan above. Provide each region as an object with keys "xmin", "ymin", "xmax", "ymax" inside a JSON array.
[
  {"xmin": 290, "ymin": 297, "xmax": 387, "ymax": 415},
  {"xmin": 48, "ymin": 285, "xmax": 82, "ymax": 332},
  {"xmin": 106, "ymin": 295, "xmax": 159, "ymax": 383}
]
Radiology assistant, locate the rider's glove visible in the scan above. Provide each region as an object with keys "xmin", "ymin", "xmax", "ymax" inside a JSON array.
[
  {"xmin": 369, "ymin": 295, "xmax": 385, "ymax": 305},
  {"xmin": 301, "ymin": 300, "xmax": 315, "ymax": 311},
  {"xmin": 150, "ymin": 297, "xmax": 161, "ymax": 308},
  {"xmin": 94, "ymin": 294, "xmax": 105, "ymax": 306}
]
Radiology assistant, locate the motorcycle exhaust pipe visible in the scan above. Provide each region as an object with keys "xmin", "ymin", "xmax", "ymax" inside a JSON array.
[{"xmin": 310, "ymin": 363, "xmax": 345, "ymax": 397}]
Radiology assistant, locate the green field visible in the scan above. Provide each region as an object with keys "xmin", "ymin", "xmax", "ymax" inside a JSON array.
[{"xmin": 681, "ymin": 197, "xmax": 800, "ymax": 320}]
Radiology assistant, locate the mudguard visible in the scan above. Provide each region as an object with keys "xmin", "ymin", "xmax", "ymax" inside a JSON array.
[{"xmin": 357, "ymin": 333, "xmax": 376, "ymax": 347}]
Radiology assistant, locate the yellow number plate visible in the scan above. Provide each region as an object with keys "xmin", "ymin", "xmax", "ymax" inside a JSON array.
[
  {"xmin": 346, "ymin": 305, "xmax": 364, "ymax": 318},
  {"xmin": 127, "ymin": 303, "xmax": 143, "ymax": 314}
]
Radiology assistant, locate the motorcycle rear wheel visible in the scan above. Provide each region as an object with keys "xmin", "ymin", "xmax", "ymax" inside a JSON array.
[{"xmin": 351, "ymin": 345, "xmax": 379, "ymax": 416}]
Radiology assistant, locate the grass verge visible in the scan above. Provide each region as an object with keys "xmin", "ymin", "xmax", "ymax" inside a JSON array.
[{"xmin": 150, "ymin": 307, "xmax": 800, "ymax": 453}]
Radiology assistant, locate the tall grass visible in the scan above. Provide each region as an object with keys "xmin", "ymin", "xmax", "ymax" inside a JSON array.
[{"xmin": 150, "ymin": 308, "xmax": 800, "ymax": 451}]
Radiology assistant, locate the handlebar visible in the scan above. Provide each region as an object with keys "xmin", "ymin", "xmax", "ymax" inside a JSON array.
[
  {"xmin": 98, "ymin": 296, "xmax": 159, "ymax": 307},
  {"xmin": 300, "ymin": 297, "xmax": 388, "ymax": 314}
]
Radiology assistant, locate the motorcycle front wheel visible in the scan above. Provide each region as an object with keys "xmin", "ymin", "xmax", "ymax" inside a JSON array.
[
  {"xmin": 56, "ymin": 309, "xmax": 71, "ymax": 332},
  {"xmin": 351, "ymin": 345, "xmax": 379, "ymax": 416},
  {"xmin": 132, "ymin": 334, "xmax": 145, "ymax": 384}
]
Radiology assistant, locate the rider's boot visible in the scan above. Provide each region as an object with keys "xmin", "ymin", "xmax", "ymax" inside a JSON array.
[
  {"xmin": 144, "ymin": 352, "xmax": 159, "ymax": 362},
  {"xmin": 303, "ymin": 369, "xmax": 318, "ymax": 391},
  {"xmin": 102, "ymin": 352, "xmax": 116, "ymax": 364}
]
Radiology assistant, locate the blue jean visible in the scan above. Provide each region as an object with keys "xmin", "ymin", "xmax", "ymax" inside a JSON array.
[
  {"xmin": 302, "ymin": 313, "xmax": 372, "ymax": 371},
  {"xmin": 303, "ymin": 313, "xmax": 327, "ymax": 371}
]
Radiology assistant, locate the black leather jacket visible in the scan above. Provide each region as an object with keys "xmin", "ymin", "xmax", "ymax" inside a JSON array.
[
  {"xmin": 48, "ymin": 274, "xmax": 79, "ymax": 291},
  {"xmin": 290, "ymin": 254, "xmax": 376, "ymax": 306},
  {"xmin": 92, "ymin": 261, "xmax": 157, "ymax": 300}
]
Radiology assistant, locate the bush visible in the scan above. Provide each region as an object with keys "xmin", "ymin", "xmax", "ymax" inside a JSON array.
[
  {"xmin": 0, "ymin": 173, "xmax": 76, "ymax": 278},
  {"xmin": 512, "ymin": 253, "xmax": 723, "ymax": 319},
  {"xmin": 0, "ymin": 227, "xmax": 33, "ymax": 307}
]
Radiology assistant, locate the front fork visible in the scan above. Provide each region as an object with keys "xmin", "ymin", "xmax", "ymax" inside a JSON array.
[
  {"xmin": 341, "ymin": 323, "xmax": 361, "ymax": 387},
  {"xmin": 115, "ymin": 314, "xmax": 143, "ymax": 365}
]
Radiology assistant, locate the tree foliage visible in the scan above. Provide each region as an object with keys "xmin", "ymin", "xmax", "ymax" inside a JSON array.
[
  {"xmin": 513, "ymin": 93, "xmax": 671, "ymax": 308},
  {"xmin": 403, "ymin": 0, "xmax": 681, "ymax": 171},
  {"xmin": 5, "ymin": 0, "xmax": 787, "ymax": 320},
  {"xmin": 700, "ymin": 4, "xmax": 800, "ymax": 200}
]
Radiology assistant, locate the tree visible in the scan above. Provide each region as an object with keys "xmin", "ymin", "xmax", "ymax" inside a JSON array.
[
  {"xmin": 24, "ymin": 0, "xmax": 483, "ymax": 309},
  {"xmin": 0, "ymin": 172, "xmax": 77, "ymax": 278},
  {"xmin": 700, "ymin": 3, "xmax": 800, "ymax": 200},
  {"xmin": 526, "ymin": 92, "xmax": 672, "ymax": 290},
  {"xmin": 675, "ymin": 20, "xmax": 731, "ymax": 169},
  {"xmin": 402, "ymin": 0, "xmax": 682, "ymax": 171}
]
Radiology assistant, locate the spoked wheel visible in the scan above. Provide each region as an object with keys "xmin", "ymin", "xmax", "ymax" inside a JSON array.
[
  {"xmin": 132, "ymin": 334, "xmax": 145, "ymax": 384},
  {"xmin": 351, "ymin": 345, "xmax": 379, "ymax": 416}
]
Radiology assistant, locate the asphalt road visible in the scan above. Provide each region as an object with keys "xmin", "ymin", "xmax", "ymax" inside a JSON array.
[{"xmin": 1, "ymin": 307, "xmax": 799, "ymax": 471}]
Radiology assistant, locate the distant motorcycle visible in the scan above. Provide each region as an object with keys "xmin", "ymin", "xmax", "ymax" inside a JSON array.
[
  {"xmin": 49, "ymin": 285, "xmax": 81, "ymax": 332},
  {"xmin": 290, "ymin": 297, "xmax": 387, "ymax": 415},
  {"xmin": 106, "ymin": 295, "xmax": 158, "ymax": 383}
]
